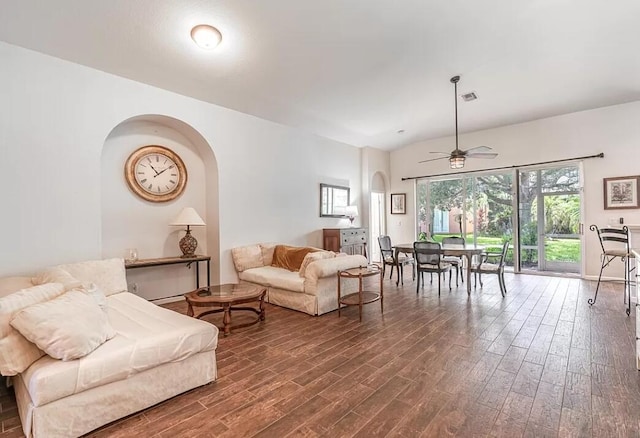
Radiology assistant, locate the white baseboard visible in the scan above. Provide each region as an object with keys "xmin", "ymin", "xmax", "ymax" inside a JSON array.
[{"xmin": 149, "ymin": 295, "xmax": 185, "ymax": 305}]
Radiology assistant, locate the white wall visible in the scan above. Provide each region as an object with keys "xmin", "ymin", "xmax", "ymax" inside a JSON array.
[
  {"xmin": 0, "ymin": 41, "xmax": 361, "ymax": 289},
  {"xmin": 101, "ymin": 118, "xmax": 210, "ymax": 300},
  {"xmin": 390, "ymin": 101, "xmax": 640, "ymax": 278}
]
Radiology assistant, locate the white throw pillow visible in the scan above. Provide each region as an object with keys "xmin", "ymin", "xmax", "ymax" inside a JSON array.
[
  {"xmin": 10, "ymin": 290, "xmax": 116, "ymax": 361},
  {"xmin": 32, "ymin": 267, "xmax": 83, "ymax": 291},
  {"xmin": 54, "ymin": 258, "xmax": 127, "ymax": 297},
  {"xmin": 0, "ymin": 283, "xmax": 66, "ymax": 375},
  {"xmin": 298, "ymin": 251, "xmax": 335, "ymax": 277},
  {"xmin": 231, "ymin": 245, "xmax": 264, "ymax": 272},
  {"xmin": 0, "ymin": 276, "xmax": 34, "ymax": 298}
]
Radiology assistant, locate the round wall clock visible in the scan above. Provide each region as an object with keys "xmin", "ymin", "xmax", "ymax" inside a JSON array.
[{"xmin": 124, "ymin": 145, "xmax": 187, "ymax": 202}]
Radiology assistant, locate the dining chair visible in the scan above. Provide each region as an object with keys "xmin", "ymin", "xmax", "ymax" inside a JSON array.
[
  {"xmin": 588, "ymin": 225, "xmax": 635, "ymax": 316},
  {"xmin": 469, "ymin": 241, "xmax": 509, "ymax": 296},
  {"xmin": 442, "ymin": 236, "xmax": 465, "ymax": 286},
  {"xmin": 378, "ymin": 235, "xmax": 415, "ymax": 285},
  {"xmin": 413, "ymin": 241, "xmax": 451, "ymax": 296}
]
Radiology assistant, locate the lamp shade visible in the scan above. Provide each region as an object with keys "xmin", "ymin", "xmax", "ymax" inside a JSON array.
[
  {"xmin": 170, "ymin": 207, "xmax": 206, "ymax": 226},
  {"xmin": 345, "ymin": 205, "xmax": 359, "ymax": 218}
]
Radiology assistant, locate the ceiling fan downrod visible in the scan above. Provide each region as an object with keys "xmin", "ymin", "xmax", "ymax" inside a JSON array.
[{"xmin": 451, "ymin": 75, "xmax": 460, "ymax": 153}]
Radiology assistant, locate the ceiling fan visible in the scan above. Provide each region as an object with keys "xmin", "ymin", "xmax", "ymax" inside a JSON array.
[{"xmin": 419, "ymin": 75, "xmax": 498, "ymax": 169}]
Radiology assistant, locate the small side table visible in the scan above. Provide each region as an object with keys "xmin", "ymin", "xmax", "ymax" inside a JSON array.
[
  {"xmin": 184, "ymin": 284, "xmax": 266, "ymax": 336},
  {"xmin": 337, "ymin": 265, "xmax": 383, "ymax": 322}
]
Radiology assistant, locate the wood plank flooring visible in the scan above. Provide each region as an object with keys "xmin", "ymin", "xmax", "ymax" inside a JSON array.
[{"xmin": 2, "ymin": 272, "xmax": 639, "ymax": 437}]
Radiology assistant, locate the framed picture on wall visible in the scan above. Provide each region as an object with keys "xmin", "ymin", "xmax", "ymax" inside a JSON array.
[
  {"xmin": 391, "ymin": 193, "xmax": 406, "ymax": 214},
  {"xmin": 604, "ymin": 176, "xmax": 640, "ymax": 209}
]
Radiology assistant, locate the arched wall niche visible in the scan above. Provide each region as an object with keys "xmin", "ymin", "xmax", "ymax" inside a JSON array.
[
  {"xmin": 371, "ymin": 171, "xmax": 387, "ymax": 193},
  {"xmin": 101, "ymin": 114, "xmax": 220, "ymax": 301}
]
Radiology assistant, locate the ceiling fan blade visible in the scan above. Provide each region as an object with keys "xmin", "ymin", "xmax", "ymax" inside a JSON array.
[
  {"xmin": 418, "ymin": 156, "xmax": 449, "ymax": 164},
  {"xmin": 467, "ymin": 152, "xmax": 498, "ymax": 159},
  {"xmin": 429, "ymin": 151, "xmax": 451, "ymax": 155},
  {"xmin": 464, "ymin": 145, "xmax": 492, "ymax": 153}
]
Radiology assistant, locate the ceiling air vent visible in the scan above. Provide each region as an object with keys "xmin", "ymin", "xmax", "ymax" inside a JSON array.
[{"xmin": 461, "ymin": 91, "xmax": 478, "ymax": 102}]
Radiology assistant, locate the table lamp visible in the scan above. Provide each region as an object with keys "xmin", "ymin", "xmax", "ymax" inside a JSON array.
[
  {"xmin": 170, "ymin": 207, "xmax": 206, "ymax": 258},
  {"xmin": 345, "ymin": 205, "xmax": 359, "ymax": 226}
]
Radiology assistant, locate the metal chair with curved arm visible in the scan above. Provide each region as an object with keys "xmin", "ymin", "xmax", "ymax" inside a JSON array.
[
  {"xmin": 377, "ymin": 235, "xmax": 415, "ymax": 285},
  {"xmin": 588, "ymin": 224, "xmax": 635, "ymax": 316},
  {"xmin": 414, "ymin": 241, "xmax": 451, "ymax": 296},
  {"xmin": 469, "ymin": 241, "xmax": 510, "ymax": 297},
  {"xmin": 442, "ymin": 236, "xmax": 465, "ymax": 286}
]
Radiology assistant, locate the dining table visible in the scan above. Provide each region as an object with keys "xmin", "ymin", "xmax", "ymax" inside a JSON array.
[{"xmin": 393, "ymin": 243, "xmax": 485, "ymax": 294}]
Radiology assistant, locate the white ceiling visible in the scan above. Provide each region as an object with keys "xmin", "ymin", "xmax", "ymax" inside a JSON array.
[{"xmin": 1, "ymin": 0, "xmax": 639, "ymax": 151}]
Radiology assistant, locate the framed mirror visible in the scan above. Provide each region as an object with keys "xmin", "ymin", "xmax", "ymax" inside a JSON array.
[{"xmin": 320, "ymin": 183, "xmax": 350, "ymax": 217}]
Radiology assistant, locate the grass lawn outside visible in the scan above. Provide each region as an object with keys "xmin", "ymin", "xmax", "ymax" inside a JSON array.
[{"xmin": 431, "ymin": 233, "xmax": 580, "ymax": 263}]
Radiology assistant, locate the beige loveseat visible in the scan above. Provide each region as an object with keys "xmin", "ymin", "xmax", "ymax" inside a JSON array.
[
  {"xmin": 0, "ymin": 258, "xmax": 219, "ymax": 438},
  {"xmin": 231, "ymin": 243, "xmax": 368, "ymax": 315}
]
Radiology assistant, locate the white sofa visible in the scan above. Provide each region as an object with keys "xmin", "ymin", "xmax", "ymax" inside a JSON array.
[
  {"xmin": 231, "ymin": 243, "xmax": 368, "ymax": 315},
  {"xmin": 0, "ymin": 258, "xmax": 218, "ymax": 438}
]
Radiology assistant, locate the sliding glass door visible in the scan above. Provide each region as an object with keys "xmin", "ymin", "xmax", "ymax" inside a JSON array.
[
  {"xmin": 517, "ymin": 166, "xmax": 581, "ymax": 273},
  {"xmin": 418, "ymin": 173, "xmax": 514, "ymax": 268},
  {"xmin": 417, "ymin": 164, "xmax": 581, "ymax": 275}
]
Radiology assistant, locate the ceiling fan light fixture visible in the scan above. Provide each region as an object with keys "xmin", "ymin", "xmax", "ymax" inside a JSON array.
[
  {"xmin": 450, "ymin": 156, "xmax": 465, "ymax": 169},
  {"xmin": 417, "ymin": 75, "xmax": 497, "ymax": 166},
  {"xmin": 190, "ymin": 24, "xmax": 222, "ymax": 50}
]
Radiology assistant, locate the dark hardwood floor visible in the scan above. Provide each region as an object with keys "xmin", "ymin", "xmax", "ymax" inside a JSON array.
[{"xmin": 2, "ymin": 272, "xmax": 639, "ymax": 437}]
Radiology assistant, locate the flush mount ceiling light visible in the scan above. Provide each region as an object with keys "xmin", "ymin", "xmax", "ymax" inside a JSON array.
[{"xmin": 190, "ymin": 24, "xmax": 222, "ymax": 50}]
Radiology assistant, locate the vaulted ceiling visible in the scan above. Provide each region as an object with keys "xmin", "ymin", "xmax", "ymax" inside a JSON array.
[{"xmin": 1, "ymin": 0, "xmax": 639, "ymax": 150}]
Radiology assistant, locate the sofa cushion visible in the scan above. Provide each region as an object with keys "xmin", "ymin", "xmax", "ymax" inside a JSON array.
[
  {"xmin": 304, "ymin": 255, "xmax": 369, "ymax": 281},
  {"xmin": 239, "ymin": 266, "xmax": 305, "ymax": 293},
  {"xmin": 0, "ymin": 283, "xmax": 66, "ymax": 376},
  {"xmin": 231, "ymin": 244, "xmax": 264, "ymax": 272},
  {"xmin": 271, "ymin": 245, "xmax": 319, "ymax": 272},
  {"xmin": 260, "ymin": 243, "xmax": 277, "ymax": 266},
  {"xmin": 20, "ymin": 291, "xmax": 219, "ymax": 407},
  {"xmin": 32, "ymin": 267, "xmax": 83, "ymax": 292},
  {"xmin": 53, "ymin": 258, "xmax": 128, "ymax": 297},
  {"xmin": 0, "ymin": 276, "xmax": 33, "ymax": 298},
  {"xmin": 10, "ymin": 290, "xmax": 116, "ymax": 361},
  {"xmin": 298, "ymin": 251, "xmax": 335, "ymax": 277}
]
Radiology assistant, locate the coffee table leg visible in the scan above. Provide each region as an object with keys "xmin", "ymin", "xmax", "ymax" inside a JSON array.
[
  {"xmin": 187, "ymin": 301, "xmax": 194, "ymax": 317},
  {"xmin": 223, "ymin": 304, "xmax": 232, "ymax": 336}
]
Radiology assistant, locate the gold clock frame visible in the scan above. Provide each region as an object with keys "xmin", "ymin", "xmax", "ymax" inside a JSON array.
[{"xmin": 124, "ymin": 145, "xmax": 188, "ymax": 203}]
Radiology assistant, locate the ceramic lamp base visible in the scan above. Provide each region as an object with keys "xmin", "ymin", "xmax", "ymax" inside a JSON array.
[{"xmin": 179, "ymin": 229, "xmax": 198, "ymax": 258}]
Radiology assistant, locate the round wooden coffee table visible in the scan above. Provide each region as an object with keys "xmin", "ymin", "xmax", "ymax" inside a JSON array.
[{"xmin": 184, "ymin": 284, "xmax": 267, "ymax": 336}]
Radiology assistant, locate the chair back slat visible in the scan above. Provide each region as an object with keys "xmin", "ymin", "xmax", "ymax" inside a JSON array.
[
  {"xmin": 377, "ymin": 235, "xmax": 393, "ymax": 259},
  {"xmin": 498, "ymin": 241, "xmax": 510, "ymax": 268},
  {"xmin": 413, "ymin": 241, "xmax": 442, "ymax": 265},
  {"xmin": 442, "ymin": 236, "xmax": 465, "ymax": 246},
  {"xmin": 590, "ymin": 224, "xmax": 630, "ymax": 253}
]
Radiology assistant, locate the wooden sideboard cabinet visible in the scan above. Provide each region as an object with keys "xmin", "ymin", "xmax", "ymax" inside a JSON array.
[{"xmin": 323, "ymin": 228, "xmax": 368, "ymax": 257}]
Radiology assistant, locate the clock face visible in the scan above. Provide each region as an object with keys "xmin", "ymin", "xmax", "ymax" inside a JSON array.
[{"xmin": 125, "ymin": 146, "xmax": 187, "ymax": 202}]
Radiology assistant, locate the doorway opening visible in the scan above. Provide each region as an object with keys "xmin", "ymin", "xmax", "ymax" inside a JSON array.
[{"xmin": 370, "ymin": 191, "xmax": 385, "ymax": 263}]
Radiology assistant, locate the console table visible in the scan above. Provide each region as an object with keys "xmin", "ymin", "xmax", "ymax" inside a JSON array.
[{"xmin": 125, "ymin": 255, "xmax": 211, "ymax": 289}]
